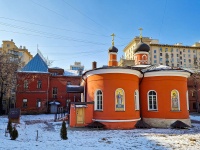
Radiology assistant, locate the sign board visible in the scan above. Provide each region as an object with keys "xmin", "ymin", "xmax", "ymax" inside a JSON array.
[{"xmin": 8, "ymin": 108, "xmax": 21, "ymax": 119}]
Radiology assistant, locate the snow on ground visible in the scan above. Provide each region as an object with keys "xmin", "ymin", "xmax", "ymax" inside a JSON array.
[{"xmin": 1, "ymin": 114, "xmax": 200, "ymax": 150}]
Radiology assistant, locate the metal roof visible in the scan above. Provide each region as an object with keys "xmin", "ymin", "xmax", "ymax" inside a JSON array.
[{"xmin": 21, "ymin": 53, "xmax": 48, "ymax": 72}]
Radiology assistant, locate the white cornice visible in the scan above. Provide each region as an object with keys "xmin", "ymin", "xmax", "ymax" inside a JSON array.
[
  {"xmin": 92, "ymin": 118, "xmax": 141, "ymax": 122},
  {"xmin": 144, "ymin": 71, "xmax": 191, "ymax": 78},
  {"xmin": 84, "ymin": 68, "xmax": 142, "ymax": 79},
  {"xmin": 134, "ymin": 51, "xmax": 149, "ymax": 55}
]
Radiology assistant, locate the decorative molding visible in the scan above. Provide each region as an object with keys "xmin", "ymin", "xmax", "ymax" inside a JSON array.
[
  {"xmin": 144, "ymin": 71, "xmax": 190, "ymax": 78},
  {"xmin": 84, "ymin": 68, "xmax": 142, "ymax": 78},
  {"xmin": 92, "ymin": 118, "xmax": 141, "ymax": 122}
]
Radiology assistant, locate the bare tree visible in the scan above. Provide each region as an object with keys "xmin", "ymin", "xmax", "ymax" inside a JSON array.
[{"xmin": 0, "ymin": 53, "xmax": 21, "ymax": 115}]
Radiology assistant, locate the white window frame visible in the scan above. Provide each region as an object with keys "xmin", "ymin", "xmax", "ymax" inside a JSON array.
[
  {"xmin": 37, "ymin": 99, "xmax": 41, "ymax": 108},
  {"xmin": 135, "ymin": 90, "xmax": 139, "ymax": 110},
  {"xmin": 147, "ymin": 90, "xmax": 158, "ymax": 111},
  {"xmin": 94, "ymin": 89, "xmax": 103, "ymax": 111},
  {"xmin": 52, "ymin": 87, "xmax": 58, "ymax": 99},
  {"xmin": 24, "ymin": 80, "xmax": 28, "ymax": 89},
  {"xmin": 23, "ymin": 99, "xmax": 28, "ymax": 108}
]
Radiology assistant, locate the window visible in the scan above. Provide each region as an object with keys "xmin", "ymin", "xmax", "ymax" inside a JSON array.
[
  {"xmin": 135, "ymin": 90, "xmax": 139, "ymax": 110},
  {"xmin": 24, "ymin": 80, "xmax": 28, "ymax": 89},
  {"xmin": 183, "ymin": 49, "xmax": 185, "ymax": 52},
  {"xmin": 160, "ymin": 58, "xmax": 162, "ymax": 62},
  {"xmin": 154, "ymin": 55, "xmax": 156, "ymax": 58},
  {"xmin": 171, "ymin": 90, "xmax": 180, "ymax": 111},
  {"xmin": 37, "ymin": 80, "xmax": 42, "ymax": 89},
  {"xmin": 193, "ymin": 50, "xmax": 196, "ymax": 53},
  {"xmin": 189, "ymin": 59, "xmax": 191, "ymax": 63},
  {"xmin": 171, "ymin": 48, "xmax": 173, "ymax": 52},
  {"xmin": 154, "ymin": 50, "xmax": 156, "ymax": 53},
  {"xmin": 160, "ymin": 48, "xmax": 162, "ymax": 52},
  {"xmin": 165, "ymin": 48, "xmax": 168, "ymax": 52},
  {"xmin": 188, "ymin": 50, "xmax": 190, "ymax": 53},
  {"xmin": 148, "ymin": 91, "xmax": 157, "ymax": 110},
  {"xmin": 188, "ymin": 54, "xmax": 191, "ymax": 58},
  {"xmin": 95, "ymin": 90, "xmax": 103, "ymax": 110},
  {"xmin": 180, "ymin": 51, "xmax": 182, "ymax": 55},
  {"xmin": 23, "ymin": 99, "xmax": 27, "ymax": 107},
  {"xmin": 177, "ymin": 54, "xmax": 179, "ymax": 57},
  {"xmin": 52, "ymin": 87, "xmax": 58, "ymax": 99},
  {"xmin": 67, "ymin": 81, "xmax": 71, "ymax": 85},
  {"xmin": 176, "ymin": 49, "xmax": 178, "ymax": 52},
  {"xmin": 183, "ymin": 54, "xmax": 185, "ymax": 57},
  {"xmin": 37, "ymin": 99, "xmax": 41, "ymax": 107},
  {"xmin": 160, "ymin": 53, "xmax": 162, "ymax": 56},
  {"xmin": 154, "ymin": 60, "xmax": 157, "ymax": 63}
]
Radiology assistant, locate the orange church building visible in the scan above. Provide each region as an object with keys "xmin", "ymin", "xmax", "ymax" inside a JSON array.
[{"xmin": 69, "ymin": 36, "xmax": 191, "ymax": 129}]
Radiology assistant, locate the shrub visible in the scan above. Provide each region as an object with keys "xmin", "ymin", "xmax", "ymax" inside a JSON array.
[
  {"xmin": 60, "ymin": 121, "xmax": 68, "ymax": 140},
  {"xmin": 10, "ymin": 127, "xmax": 18, "ymax": 140}
]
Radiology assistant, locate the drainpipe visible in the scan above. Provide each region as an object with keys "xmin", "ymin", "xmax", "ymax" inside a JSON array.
[
  {"xmin": 47, "ymin": 74, "xmax": 50, "ymax": 113},
  {"xmin": 139, "ymin": 70, "xmax": 144, "ymax": 121}
]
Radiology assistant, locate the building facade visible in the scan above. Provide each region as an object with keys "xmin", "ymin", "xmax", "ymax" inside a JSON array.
[
  {"xmin": 0, "ymin": 39, "xmax": 33, "ymax": 67},
  {"xmin": 16, "ymin": 53, "xmax": 81, "ymax": 114},
  {"xmin": 122, "ymin": 36, "xmax": 200, "ymax": 68},
  {"xmin": 69, "ymin": 38, "xmax": 191, "ymax": 129}
]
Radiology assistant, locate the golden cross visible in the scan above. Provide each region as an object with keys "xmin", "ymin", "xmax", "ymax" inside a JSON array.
[
  {"xmin": 111, "ymin": 33, "xmax": 115, "ymax": 46},
  {"xmin": 139, "ymin": 28, "xmax": 143, "ymax": 38}
]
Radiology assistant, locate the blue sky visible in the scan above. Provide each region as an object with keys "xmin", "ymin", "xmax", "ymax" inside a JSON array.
[{"xmin": 0, "ymin": 0, "xmax": 200, "ymax": 70}]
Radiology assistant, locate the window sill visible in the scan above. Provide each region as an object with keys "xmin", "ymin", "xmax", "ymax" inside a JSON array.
[
  {"xmin": 148, "ymin": 110, "xmax": 158, "ymax": 112},
  {"xmin": 95, "ymin": 110, "xmax": 103, "ymax": 112},
  {"xmin": 170, "ymin": 110, "xmax": 181, "ymax": 112}
]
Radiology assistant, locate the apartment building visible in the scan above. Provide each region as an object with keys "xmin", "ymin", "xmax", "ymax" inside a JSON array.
[
  {"xmin": 122, "ymin": 36, "xmax": 200, "ymax": 68},
  {"xmin": 0, "ymin": 39, "xmax": 33, "ymax": 67}
]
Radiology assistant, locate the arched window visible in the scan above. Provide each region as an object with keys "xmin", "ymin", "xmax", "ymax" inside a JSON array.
[
  {"xmin": 135, "ymin": 90, "xmax": 139, "ymax": 110},
  {"xmin": 142, "ymin": 55, "xmax": 147, "ymax": 60},
  {"xmin": 115, "ymin": 88, "xmax": 125, "ymax": 111},
  {"xmin": 148, "ymin": 90, "xmax": 157, "ymax": 110},
  {"xmin": 95, "ymin": 90, "xmax": 103, "ymax": 110},
  {"xmin": 171, "ymin": 90, "xmax": 180, "ymax": 111}
]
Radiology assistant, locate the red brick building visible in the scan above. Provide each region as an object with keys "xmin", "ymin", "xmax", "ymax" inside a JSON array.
[{"xmin": 16, "ymin": 53, "xmax": 81, "ymax": 114}]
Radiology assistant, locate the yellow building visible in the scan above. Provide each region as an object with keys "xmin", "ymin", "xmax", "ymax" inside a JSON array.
[
  {"xmin": 122, "ymin": 36, "xmax": 200, "ymax": 68},
  {"xmin": 0, "ymin": 39, "xmax": 33, "ymax": 67}
]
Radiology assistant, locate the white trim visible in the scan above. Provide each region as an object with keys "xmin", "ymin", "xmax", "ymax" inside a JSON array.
[
  {"xmin": 92, "ymin": 118, "xmax": 141, "ymax": 122},
  {"xmin": 135, "ymin": 89, "xmax": 140, "ymax": 110},
  {"xmin": 94, "ymin": 89, "xmax": 103, "ymax": 111},
  {"xmin": 134, "ymin": 51, "xmax": 149, "ymax": 55},
  {"xmin": 147, "ymin": 90, "xmax": 158, "ymax": 111},
  {"xmin": 186, "ymin": 90, "xmax": 189, "ymax": 111},
  {"xmin": 84, "ymin": 68, "xmax": 142, "ymax": 79},
  {"xmin": 108, "ymin": 52, "xmax": 117, "ymax": 55},
  {"xmin": 144, "ymin": 71, "xmax": 190, "ymax": 78}
]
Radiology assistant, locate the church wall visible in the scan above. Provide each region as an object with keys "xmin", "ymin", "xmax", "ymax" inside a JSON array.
[
  {"xmin": 86, "ymin": 72, "xmax": 140, "ymax": 129},
  {"xmin": 140, "ymin": 75, "xmax": 190, "ymax": 127}
]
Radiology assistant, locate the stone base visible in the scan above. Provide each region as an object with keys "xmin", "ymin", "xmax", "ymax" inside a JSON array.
[{"xmin": 143, "ymin": 118, "xmax": 191, "ymax": 128}]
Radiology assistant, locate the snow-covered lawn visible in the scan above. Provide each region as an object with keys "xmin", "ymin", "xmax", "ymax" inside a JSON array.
[{"xmin": 1, "ymin": 114, "xmax": 200, "ymax": 150}]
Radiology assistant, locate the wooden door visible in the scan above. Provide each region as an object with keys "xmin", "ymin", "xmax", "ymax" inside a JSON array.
[{"xmin": 76, "ymin": 108, "xmax": 84, "ymax": 124}]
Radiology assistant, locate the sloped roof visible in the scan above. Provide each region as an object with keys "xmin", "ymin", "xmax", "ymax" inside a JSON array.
[
  {"xmin": 21, "ymin": 53, "xmax": 48, "ymax": 72},
  {"xmin": 64, "ymin": 69, "xmax": 80, "ymax": 76}
]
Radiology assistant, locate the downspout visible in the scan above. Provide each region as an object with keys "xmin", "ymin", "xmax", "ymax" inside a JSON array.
[
  {"xmin": 47, "ymin": 74, "xmax": 50, "ymax": 113},
  {"xmin": 81, "ymin": 75, "xmax": 86, "ymax": 102},
  {"xmin": 139, "ymin": 70, "xmax": 144, "ymax": 121}
]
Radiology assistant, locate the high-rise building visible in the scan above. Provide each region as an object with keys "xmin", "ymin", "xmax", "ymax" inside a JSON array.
[{"xmin": 122, "ymin": 36, "xmax": 200, "ymax": 68}]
